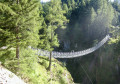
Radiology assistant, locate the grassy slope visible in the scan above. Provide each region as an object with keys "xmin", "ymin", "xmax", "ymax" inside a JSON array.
[
  {"xmin": 0, "ymin": 49, "xmax": 74, "ymax": 84},
  {"xmin": 20, "ymin": 56, "xmax": 74, "ymax": 84}
]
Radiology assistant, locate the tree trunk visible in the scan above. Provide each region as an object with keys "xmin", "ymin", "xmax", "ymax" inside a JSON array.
[
  {"xmin": 16, "ymin": 0, "xmax": 19, "ymax": 59},
  {"xmin": 100, "ymin": 56, "xmax": 102, "ymax": 67},
  {"xmin": 48, "ymin": 27, "xmax": 53, "ymax": 71},
  {"xmin": 48, "ymin": 51, "xmax": 52, "ymax": 71},
  {"xmin": 16, "ymin": 26, "xmax": 19, "ymax": 59},
  {"xmin": 16, "ymin": 44, "xmax": 19, "ymax": 59},
  {"xmin": 17, "ymin": 0, "xmax": 19, "ymax": 4}
]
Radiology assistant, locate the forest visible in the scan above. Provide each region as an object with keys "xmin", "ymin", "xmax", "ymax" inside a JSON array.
[{"xmin": 0, "ymin": 0, "xmax": 120, "ymax": 84}]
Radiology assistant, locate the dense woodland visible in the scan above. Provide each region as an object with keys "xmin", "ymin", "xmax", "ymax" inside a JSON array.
[{"xmin": 0, "ymin": 0, "xmax": 120, "ymax": 84}]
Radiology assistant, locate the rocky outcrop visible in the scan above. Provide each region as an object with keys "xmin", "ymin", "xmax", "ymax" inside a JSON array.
[{"xmin": 0, "ymin": 65, "xmax": 26, "ymax": 84}]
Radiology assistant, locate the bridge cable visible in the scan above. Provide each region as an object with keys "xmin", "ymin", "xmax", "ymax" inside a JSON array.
[{"xmin": 80, "ymin": 63, "xmax": 94, "ymax": 84}]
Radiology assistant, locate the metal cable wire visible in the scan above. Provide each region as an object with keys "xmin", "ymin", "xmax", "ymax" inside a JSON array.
[{"xmin": 80, "ymin": 63, "xmax": 94, "ymax": 84}]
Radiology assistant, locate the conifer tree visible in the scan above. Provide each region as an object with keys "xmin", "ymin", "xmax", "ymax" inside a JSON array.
[
  {"xmin": 71, "ymin": 0, "xmax": 76, "ymax": 9},
  {"xmin": 90, "ymin": 7, "xmax": 97, "ymax": 24},
  {"xmin": 43, "ymin": 0, "xmax": 68, "ymax": 71},
  {"xmin": 0, "ymin": 0, "xmax": 41, "ymax": 59},
  {"xmin": 63, "ymin": 3, "xmax": 68, "ymax": 13},
  {"xmin": 38, "ymin": 20, "xmax": 52, "ymax": 50}
]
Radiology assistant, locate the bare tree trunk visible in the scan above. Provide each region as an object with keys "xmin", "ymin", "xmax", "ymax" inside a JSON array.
[
  {"xmin": 48, "ymin": 27, "xmax": 53, "ymax": 71},
  {"xmin": 48, "ymin": 51, "xmax": 52, "ymax": 71},
  {"xmin": 17, "ymin": 0, "xmax": 19, "ymax": 4},
  {"xmin": 16, "ymin": 26, "xmax": 19, "ymax": 59},
  {"xmin": 100, "ymin": 56, "xmax": 102, "ymax": 67},
  {"xmin": 16, "ymin": 44, "xmax": 19, "ymax": 59},
  {"xmin": 16, "ymin": 0, "xmax": 19, "ymax": 59}
]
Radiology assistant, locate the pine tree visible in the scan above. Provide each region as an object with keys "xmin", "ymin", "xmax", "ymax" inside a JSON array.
[
  {"xmin": 71, "ymin": 0, "xmax": 76, "ymax": 9},
  {"xmin": 63, "ymin": 3, "xmax": 68, "ymax": 13},
  {"xmin": 43, "ymin": 0, "xmax": 68, "ymax": 71},
  {"xmin": 38, "ymin": 20, "xmax": 52, "ymax": 50},
  {"xmin": 0, "ymin": 0, "xmax": 41, "ymax": 59},
  {"xmin": 90, "ymin": 7, "xmax": 97, "ymax": 24}
]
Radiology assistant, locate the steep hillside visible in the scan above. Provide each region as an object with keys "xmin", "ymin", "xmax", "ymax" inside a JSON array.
[{"xmin": 0, "ymin": 48, "xmax": 74, "ymax": 84}]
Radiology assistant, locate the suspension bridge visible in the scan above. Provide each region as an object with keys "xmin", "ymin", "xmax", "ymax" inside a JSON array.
[
  {"xmin": 0, "ymin": 34, "xmax": 110, "ymax": 58},
  {"xmin": 33, "ymin": 34, "xmax": 110, "ymax": 58}
]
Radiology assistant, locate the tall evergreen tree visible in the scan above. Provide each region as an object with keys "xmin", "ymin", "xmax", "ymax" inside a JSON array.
[
  {"xmin": 63, "ymin": 3, "xmax": 68, "ymax": 13},
  {"xmin": 43, "ymin": 0, "xmax": 68, "ymax": 70},
  {"xmin": 0, "ymin": 0, "xmax": 41, "ymax": 59}
]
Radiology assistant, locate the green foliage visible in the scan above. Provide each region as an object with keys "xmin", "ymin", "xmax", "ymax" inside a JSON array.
[
  {"xmin": 59, "ymin": 0, "xmax": 120, "ymax": 84},
  {"xmin": 62, "ymin": 0, "xmax": 115, "ymax": 50},
  {"xmin": 90, "ymin": 7, "xmax": 97, "ymax": 23},
  {"xmin": 109, "ymin": 1, "xmax": 120, "ymax": 44},
  {"xmin": 0, "ymin": 0, "xmax": 42, "ymax": 54},
  {"xmin": 0, "ymin": 49, "xmax": 15, "ymax": 64},
  {"xmin": 63, "ymin": 3, "xmax": 69, "ymax": 13},
  {"xmin": 1, "ymin": 48, "xmax": 73, "ymax": 84},
  {"xmin": 0, "ymin": 0, "xmax": 120, "ymax": 84},
  {"xmin": 42, "ymin": 0, "xmax": 68, "ymax": 51},
  {"xmin": 112, "ymin": 0, "xmax": 120, "ymax": 12}
]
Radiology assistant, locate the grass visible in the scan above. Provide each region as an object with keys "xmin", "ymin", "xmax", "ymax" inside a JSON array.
[{"xmin": 0, "ymin": 48, "xmax": 74, "ymax": 84}]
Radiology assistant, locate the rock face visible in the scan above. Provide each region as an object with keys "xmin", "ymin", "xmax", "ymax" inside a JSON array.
[{"xmin": 0, "ymin": 66, "xmax": 26, "ymax": 84}]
